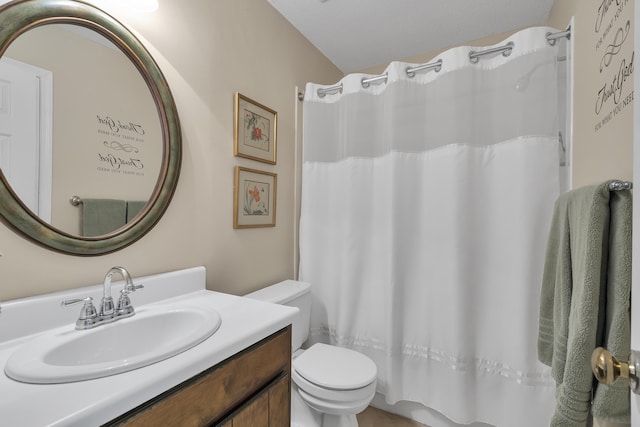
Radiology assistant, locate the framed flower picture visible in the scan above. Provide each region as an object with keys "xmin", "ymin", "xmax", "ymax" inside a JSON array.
[
  {"xmin": 234, "ymin": 166, "xmax": 277, "ymax": 229},
  {"xmin": 234, "ymin": 93, "xmax": 277, "ymax": 164}
]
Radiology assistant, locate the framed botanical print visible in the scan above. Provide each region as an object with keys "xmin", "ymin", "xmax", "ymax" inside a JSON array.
[
  {"xmin": 233, "ymin": 166, "xmax": 277, "ymax": 228},
  {"xmin": 234, "ymin": 93, "xmax": 277, "ymax": 164}
]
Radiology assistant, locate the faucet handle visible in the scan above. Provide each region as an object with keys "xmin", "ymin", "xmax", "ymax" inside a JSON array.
[
  {"xmin": 116, "ymin": 283, "xmax": 142, "ymax": 316},
  {"xmin": 123, "ymin": 282, "xmax": 144, "ymax": 294},
  {"xmin": 116, "ymin": 290, "xmax": 133, "ymax": 315},
  {"xmin": 61, "ymin": 297, "xmax": 96, "ymax": 318},
  {"xmin": 61, "ymin": 297, "xmax": 98, "ymax": 329}
]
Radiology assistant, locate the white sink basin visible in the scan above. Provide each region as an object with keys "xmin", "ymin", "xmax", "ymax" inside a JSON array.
[{"xmin": 4, "ymin": 304, "xmax": 221, "ymax": 384}]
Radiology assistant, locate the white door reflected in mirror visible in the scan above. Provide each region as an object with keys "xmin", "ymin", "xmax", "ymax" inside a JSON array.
[{"xmin": 0, "ymin": 57, "xmax": 52, "ymax": 221}]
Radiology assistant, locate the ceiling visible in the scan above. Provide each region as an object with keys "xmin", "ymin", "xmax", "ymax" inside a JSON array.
[{"xmin": 266, "ymin": 0, "xmax": 556, "ymax": 73}]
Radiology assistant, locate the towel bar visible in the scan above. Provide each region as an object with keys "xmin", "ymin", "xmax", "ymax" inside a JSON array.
[{"xmin": 608, "ymin": 181, "xmax": 632, "ymax": 191}]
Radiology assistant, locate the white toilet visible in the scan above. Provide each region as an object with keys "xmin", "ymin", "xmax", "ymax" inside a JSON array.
[{"xmin": 245, "ymin": 280, "xmax": 377, "ymax": 427}]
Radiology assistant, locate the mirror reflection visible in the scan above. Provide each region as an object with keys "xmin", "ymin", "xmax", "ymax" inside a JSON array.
[{"xmin": 0, "ymin": 23, "xmax": 162, "ymax": 237}]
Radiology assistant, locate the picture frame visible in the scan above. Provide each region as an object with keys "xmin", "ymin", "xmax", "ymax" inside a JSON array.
[
  {"xmin": 234, "ymin": 166, "xmax": 277, "ymax": 229},
  {"xmin": 234, "ymin": 92, "xmax": 277, "ymax": 164}
]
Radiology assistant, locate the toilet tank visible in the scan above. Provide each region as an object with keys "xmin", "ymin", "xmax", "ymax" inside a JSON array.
[{"xmin": 245, "ymin": 280, "xmax": 311, "ymax": 351}]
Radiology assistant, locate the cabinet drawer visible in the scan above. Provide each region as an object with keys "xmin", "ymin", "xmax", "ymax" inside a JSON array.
[{"xmin": 107, "ymin": 326, "xmax": 291, "ymax": 427}]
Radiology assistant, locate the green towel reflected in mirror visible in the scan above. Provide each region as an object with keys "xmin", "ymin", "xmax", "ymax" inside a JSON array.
[{"xmin": 82, "ymin": 199, "xmax": 147, "ymax": 237}]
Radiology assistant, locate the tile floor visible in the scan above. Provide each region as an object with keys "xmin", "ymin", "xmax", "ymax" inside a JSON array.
[{"xmin": 356, "ymin": 406, "xmax": 429, "ymax": 427}]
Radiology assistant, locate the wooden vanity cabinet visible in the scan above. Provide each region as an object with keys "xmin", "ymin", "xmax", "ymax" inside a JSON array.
[{"xmin": 105, "ymin": 326, "xmax": 291, "ymax": 427}]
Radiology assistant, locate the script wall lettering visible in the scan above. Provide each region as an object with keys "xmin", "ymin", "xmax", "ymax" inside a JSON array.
[
  {"xmin": 96, "ymin": 114, "xmax": 146, "ymax": 177},
  {"xmin": 593, "ymin": 0, "xmax": 635, "ymax": 132}
]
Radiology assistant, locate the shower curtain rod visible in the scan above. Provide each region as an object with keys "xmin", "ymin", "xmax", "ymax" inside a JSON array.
[
  {"xmin": 361, "ymin": 73, "xmax": 388, "ymax": 88},
  {"xmin": 298, "ymin": 27, "xmax": 572, "ymax": 101},
  {"xmin": 546, "ymin": 27, "xmax": 572, "ymax": 45},
  {"xmin": 469, "ymin": 41, "xmax": 514, "ymax": 63},
  {"xmin": 406, "ymin": 59, "xmax": 442, "ymax": 77}
]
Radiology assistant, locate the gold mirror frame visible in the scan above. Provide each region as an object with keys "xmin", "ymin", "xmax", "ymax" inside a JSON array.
[{"xmin": 0, "ymin": 0, "xmax": 181, "ymax": 255}]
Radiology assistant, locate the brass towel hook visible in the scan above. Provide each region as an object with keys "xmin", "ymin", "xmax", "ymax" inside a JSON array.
[{"xmin": 591, "ymin": 347, "xmax": 640, "ymax": 394}]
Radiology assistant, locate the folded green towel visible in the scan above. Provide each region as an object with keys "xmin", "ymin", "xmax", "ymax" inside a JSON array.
[
  {"xmin": 538, "ymin": 181, "xmax": 631, "ymax": 426},
  {"xmin": 82, "ymin": 198, "xmax": 127, "ymax": 237}
]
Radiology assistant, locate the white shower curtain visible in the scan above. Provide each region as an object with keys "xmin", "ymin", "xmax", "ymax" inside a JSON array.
[{"xmin": 299, "ymin": 27, "xmax": 566, "ymax": 427}]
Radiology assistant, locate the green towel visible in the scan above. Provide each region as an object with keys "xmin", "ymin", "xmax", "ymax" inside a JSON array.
[
  {"xmin": 538, "ymin": 181, "xmax": 631, "ymax": 426},
  {"xmin": 592, "ymin": 187, "xmax": 631, "ymax": 423},
  {"xmin": 82, "ymin": 198, "xmax": 127, "ymax": 237}
]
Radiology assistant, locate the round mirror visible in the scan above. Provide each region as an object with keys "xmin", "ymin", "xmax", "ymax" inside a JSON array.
[{"xmin": 0, "ymin": 0, "xmax": 181, "ymax": 255}]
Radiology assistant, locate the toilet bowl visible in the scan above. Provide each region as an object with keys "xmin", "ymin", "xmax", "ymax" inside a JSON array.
[{"xmin": 245, "ymin": 280, "xmax": 378, "ymax": 427}]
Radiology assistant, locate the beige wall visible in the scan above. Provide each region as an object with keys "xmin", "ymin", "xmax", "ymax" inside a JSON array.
[{"xmin": 0, "ymin": 0, "xmax": 342, "ymax": 301}]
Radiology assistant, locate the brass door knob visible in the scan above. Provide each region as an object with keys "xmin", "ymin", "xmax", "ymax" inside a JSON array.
[{"xmin": 591, "ymin": 347, "xmax": 640, "ymax": 394}]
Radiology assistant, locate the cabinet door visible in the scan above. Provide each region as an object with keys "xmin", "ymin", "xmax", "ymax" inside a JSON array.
[
  {"xmin": 216, "ymin": 373, "xmax": 290, "ymax": 427},
  {"xmin": 268, "ymin": 374, "xmax": 290, "ymax": 426},
  {"xmin": 225, "ymin": 388, "xmax": 269, "ymax": 426}
]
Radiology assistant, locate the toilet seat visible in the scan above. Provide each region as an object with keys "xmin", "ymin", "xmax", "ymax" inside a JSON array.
[
  {"xmin": 292, "ymin": 366, "xmax": 377, "ymax": 402},
  {"xmin": 293, "ymin": 343, "xmax": 377, "ymax": 389},
  {"xmin": 292, "ymin": 343, "xmax": 377, "ymax": 410}
]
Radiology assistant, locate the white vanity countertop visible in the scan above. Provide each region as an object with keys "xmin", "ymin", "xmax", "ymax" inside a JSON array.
[{"xmin": 0, "ymin": 267, "xmax": 298, "ymax": 426}]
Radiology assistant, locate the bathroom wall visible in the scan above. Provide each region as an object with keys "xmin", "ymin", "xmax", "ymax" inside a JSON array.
[{"xmin": 0, "ymin": 0, "xmax": 342, "ymax": 301}]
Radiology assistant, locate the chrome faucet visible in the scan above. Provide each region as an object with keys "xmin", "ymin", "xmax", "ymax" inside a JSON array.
[
  {"xmin": 101, "ymin": 266, "xmax": 143, "ymax": 317},
  {"xmin": 62, "ymin": 266, "xmax": 143, "ymax": 330}
]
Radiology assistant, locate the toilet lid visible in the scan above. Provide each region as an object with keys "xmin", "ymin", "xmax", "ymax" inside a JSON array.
[{"xmin": 293, "ymin": 343, "xmax": 377, "ymax": 390}]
